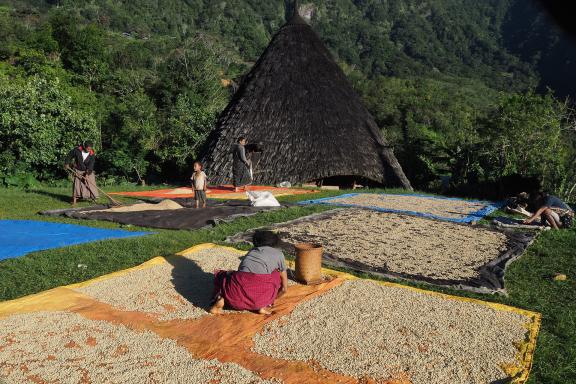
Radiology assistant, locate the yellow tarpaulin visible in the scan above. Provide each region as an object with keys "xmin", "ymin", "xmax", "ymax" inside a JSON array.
[{"xmin": 0, "ymin": 243, "xmax": 541, "ymax": 384}]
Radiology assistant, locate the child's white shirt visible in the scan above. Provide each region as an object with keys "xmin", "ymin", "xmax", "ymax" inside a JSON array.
[{"xmin": 191, "ymin": 171, "xmax": 207, "ymax": 190}]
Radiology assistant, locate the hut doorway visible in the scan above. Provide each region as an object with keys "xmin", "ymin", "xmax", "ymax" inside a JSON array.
[{"xmin": 312, "ymin": 175, "xmax": 380, "ymax": 190}]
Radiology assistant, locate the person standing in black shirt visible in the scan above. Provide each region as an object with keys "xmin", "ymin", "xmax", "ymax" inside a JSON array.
[{"xmin": 65, "ymin": 142, "xmax": 99, "ymax": 206}]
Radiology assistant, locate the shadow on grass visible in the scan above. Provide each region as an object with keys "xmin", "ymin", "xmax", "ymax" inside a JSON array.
[{"xmin": 28, "ymin": 189, "xmax": 72, "ymax": 204}]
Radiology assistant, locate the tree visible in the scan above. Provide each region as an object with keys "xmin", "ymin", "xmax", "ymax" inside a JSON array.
[
  {"xmin": 485, "ymin": 92, "xmax": 570, "ymax": 192},
  {"xmin": 51, "ymin": 12, "xmax": 109, "ymax": 90},
  {"xmin": 158, "ymin": 93, "xmax": 216, "ymax": 174},
  {"xmin": 0, "ymin": 76, "xmax": 99, "ymax": 180},
  {"xmin": 152, "ymin": 37, "xmax": 229, "ymax": 179},
  {"xmin": 99, "ymin": 90, "xmax": 158, "ymax": 181}
]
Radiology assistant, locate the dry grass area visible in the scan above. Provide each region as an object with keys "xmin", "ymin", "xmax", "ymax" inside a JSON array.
[
  {"xmin": 75, "ymin": 248, "xmax": 243, "ymax": 320},
  {"xmin": 326, "ymin": 193, "xmax": 487, "ymax": 219},
  {"xmin": 0, "ymin": 311, "xmax": 275, "ymax": 384},
  {"xmin": 253, "ymin": 280, "xmax": 529, "ymax": 384},
  {"xmin": 277, "ymin": 209, "xmax": 508, "ymax": 281}
]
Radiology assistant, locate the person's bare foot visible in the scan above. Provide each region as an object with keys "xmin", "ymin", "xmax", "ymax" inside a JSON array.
[
  {"xmin": 209, "ymin": 297, "xmax": 225, "ymax": 314},
  {"xmin": 258, "ymin": 307, "xmax": 272, "ymax": 315}
]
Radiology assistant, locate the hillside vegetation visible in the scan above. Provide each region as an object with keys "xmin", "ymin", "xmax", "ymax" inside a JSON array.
[{"xmin": 0, "ymin": 0, "xmax": 575, "ymax": 198}]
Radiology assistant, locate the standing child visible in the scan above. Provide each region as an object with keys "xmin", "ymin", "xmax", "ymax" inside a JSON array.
[{"xmin": 191, "ymin": 161, "xmax": 208, "ymax": 208}]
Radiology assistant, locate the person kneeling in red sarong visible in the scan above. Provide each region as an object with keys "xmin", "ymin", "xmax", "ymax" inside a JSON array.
[{"xmin": 210, "ymin": 231, "xmax": 288, "ymax": 315}]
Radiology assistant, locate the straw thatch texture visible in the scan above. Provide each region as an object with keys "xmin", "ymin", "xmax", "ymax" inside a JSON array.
[{"xmin": 202, "ymin": 11, "xmax": 411, "ymax": 189}]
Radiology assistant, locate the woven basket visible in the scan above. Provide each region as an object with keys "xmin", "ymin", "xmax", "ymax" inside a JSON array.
[{"xmin": 294, "ymin": 243, "xmax": 323, "ymax": 285}]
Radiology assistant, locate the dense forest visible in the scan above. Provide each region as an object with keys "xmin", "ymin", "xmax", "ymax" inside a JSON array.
[{"xmin": 0, "ymin": 0, "xmax": 575, "ymax": 199}]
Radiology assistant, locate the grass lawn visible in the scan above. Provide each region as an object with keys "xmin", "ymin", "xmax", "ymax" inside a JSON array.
[{"xmin": 0, "ymin": 185, "xmax": 574, "ymax": 383}]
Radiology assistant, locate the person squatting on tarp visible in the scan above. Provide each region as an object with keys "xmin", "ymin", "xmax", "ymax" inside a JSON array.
[
  {"xmin": 64, "ymin": 142, "xmax": 98, "ymax": 206},
  {"xmin": 523, "ymin": 192, "xmax": 574, "ymax": 229},
  {"xmin": 190, "ymin": 161, "xmax": 208, "ymax": 209},
  {"xmin": 210, "ymin": 230, "xmax": 289, "ymax": 315},
  {"xmin": 232, "ymin": 136, "xmax": 252, "ymax": 192}
]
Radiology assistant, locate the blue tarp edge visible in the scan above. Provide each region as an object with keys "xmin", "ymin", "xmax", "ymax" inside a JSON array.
[
  {"xmin": 0, "ymin": 220, "xmax": 154, "ymax": 260},
  {"xmin": 298, "ymin": 193, "xmax": 504, "ymax": 223}
]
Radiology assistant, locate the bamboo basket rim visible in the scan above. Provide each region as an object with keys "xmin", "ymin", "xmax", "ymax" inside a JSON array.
[{"xmin": 294, "ymin": 242, "xmax": 323, "ymax": 250}]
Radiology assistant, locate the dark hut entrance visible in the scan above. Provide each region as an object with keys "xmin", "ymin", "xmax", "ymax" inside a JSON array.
[{"xmin": 311, "ymin": 176, "xmax": 381, "ymax": 189}]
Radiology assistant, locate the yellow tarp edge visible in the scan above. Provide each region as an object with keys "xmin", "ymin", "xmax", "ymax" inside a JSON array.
[
  {"xmin": 176, "ymin": 242, "xmax": 246, "ymax": 256},
  {"xmin": 285, "ymin": 258, "xmax": 541, "ymax": 384},
  {"xmin": 0, "ymin": 244, "xmax": 239, "ymax": 314},
  {"xmin": 65, "ymin": 256, "xmax": 167, "ymax": 289},
  {"xmin": 0, "ymin": 243, "xmax": 541, "ymax": 384},
  {"xmin": 85, "ymin": 242, "xmax": 543, "ymax": 384},
  {"xmin": 0, "ymin": 256, "xmax": 167, "ymax": 317}
]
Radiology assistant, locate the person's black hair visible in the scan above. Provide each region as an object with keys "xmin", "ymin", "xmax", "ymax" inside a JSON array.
[
  {"xmin": 193, "ymin": 160, "xmax": 203, "ymax": 169},
  {"xmin": 528, "ymin": 190, "xmax": 547, "ymax": 211},
  {"xmin": 253, "ymin": 230, "xmax": 280, "ymax": 248},
  {"xmin": 515, "ymin": 192, "xmax": 529, "ymax": 206},
  {"xmin": 84, "ymin": 141, "xmax": 94, "ymax": 148},
  {"xmin": 237, "ymin": 136, "xmax": 246, "ymax": 143}
]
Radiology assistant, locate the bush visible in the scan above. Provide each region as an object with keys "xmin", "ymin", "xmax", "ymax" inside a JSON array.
[
  {"xmin": 0, "ymin": 172, "xmax": 39, "ymax": 189},
  {"xmin": 0, "ymin": 76, "xmax": 99, "ymax": 181}
]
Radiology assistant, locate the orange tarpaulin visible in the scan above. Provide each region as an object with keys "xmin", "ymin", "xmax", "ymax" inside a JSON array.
[
  {"xmin": 0, "ymin": 244, "xmax": 540, "ymax": 384},
  {"xmin": 109, "ymin": 185, "xmax": 319, "ymax": 200},
  {"xmin": 0, "ymin": 250, "xmax": 356, "ymax": 383}
]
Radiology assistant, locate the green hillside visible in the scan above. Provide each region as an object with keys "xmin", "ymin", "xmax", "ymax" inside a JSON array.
[{"xmin": 0, "ymin": 0, "xmax": 575, "ymax": 197}]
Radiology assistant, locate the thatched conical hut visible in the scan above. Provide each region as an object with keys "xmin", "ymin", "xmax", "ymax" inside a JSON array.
[{"xmin": 201, "ymin": 3, "xmax": 411, "ymax": 189}]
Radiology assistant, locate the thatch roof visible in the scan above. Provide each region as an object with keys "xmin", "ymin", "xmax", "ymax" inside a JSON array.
[{"xmin": 201, "ymin": 5, "xmax": 411, "ymax": 189}]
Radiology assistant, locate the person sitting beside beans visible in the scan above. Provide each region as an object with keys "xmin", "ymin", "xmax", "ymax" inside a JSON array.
[
  {"xmin": 210, "ymin": 230, "xmax": 288, "ymax": 315},
  {"xmin": 524, "ymin": 192, "xmax": 574, "ymax": 229}
]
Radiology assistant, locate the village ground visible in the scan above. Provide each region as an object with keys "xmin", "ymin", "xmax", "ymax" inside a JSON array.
[{"xmin": 0, "ymin": 186, "xmax": 574, "ymax": 383}]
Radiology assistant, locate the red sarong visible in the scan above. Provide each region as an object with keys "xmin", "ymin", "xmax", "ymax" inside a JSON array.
[{"xmin": 213, "ymin": 270, "xmax": 281, "ymax": 311}]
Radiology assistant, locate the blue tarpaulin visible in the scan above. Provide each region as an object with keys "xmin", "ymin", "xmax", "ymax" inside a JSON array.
[
  {"xmin": 298, "ymin": 193, "xmax": 504, "ymax": 223},
  {"xmin": 0, "ymin": 220, "xmax": 152, "ymax": 261}
]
